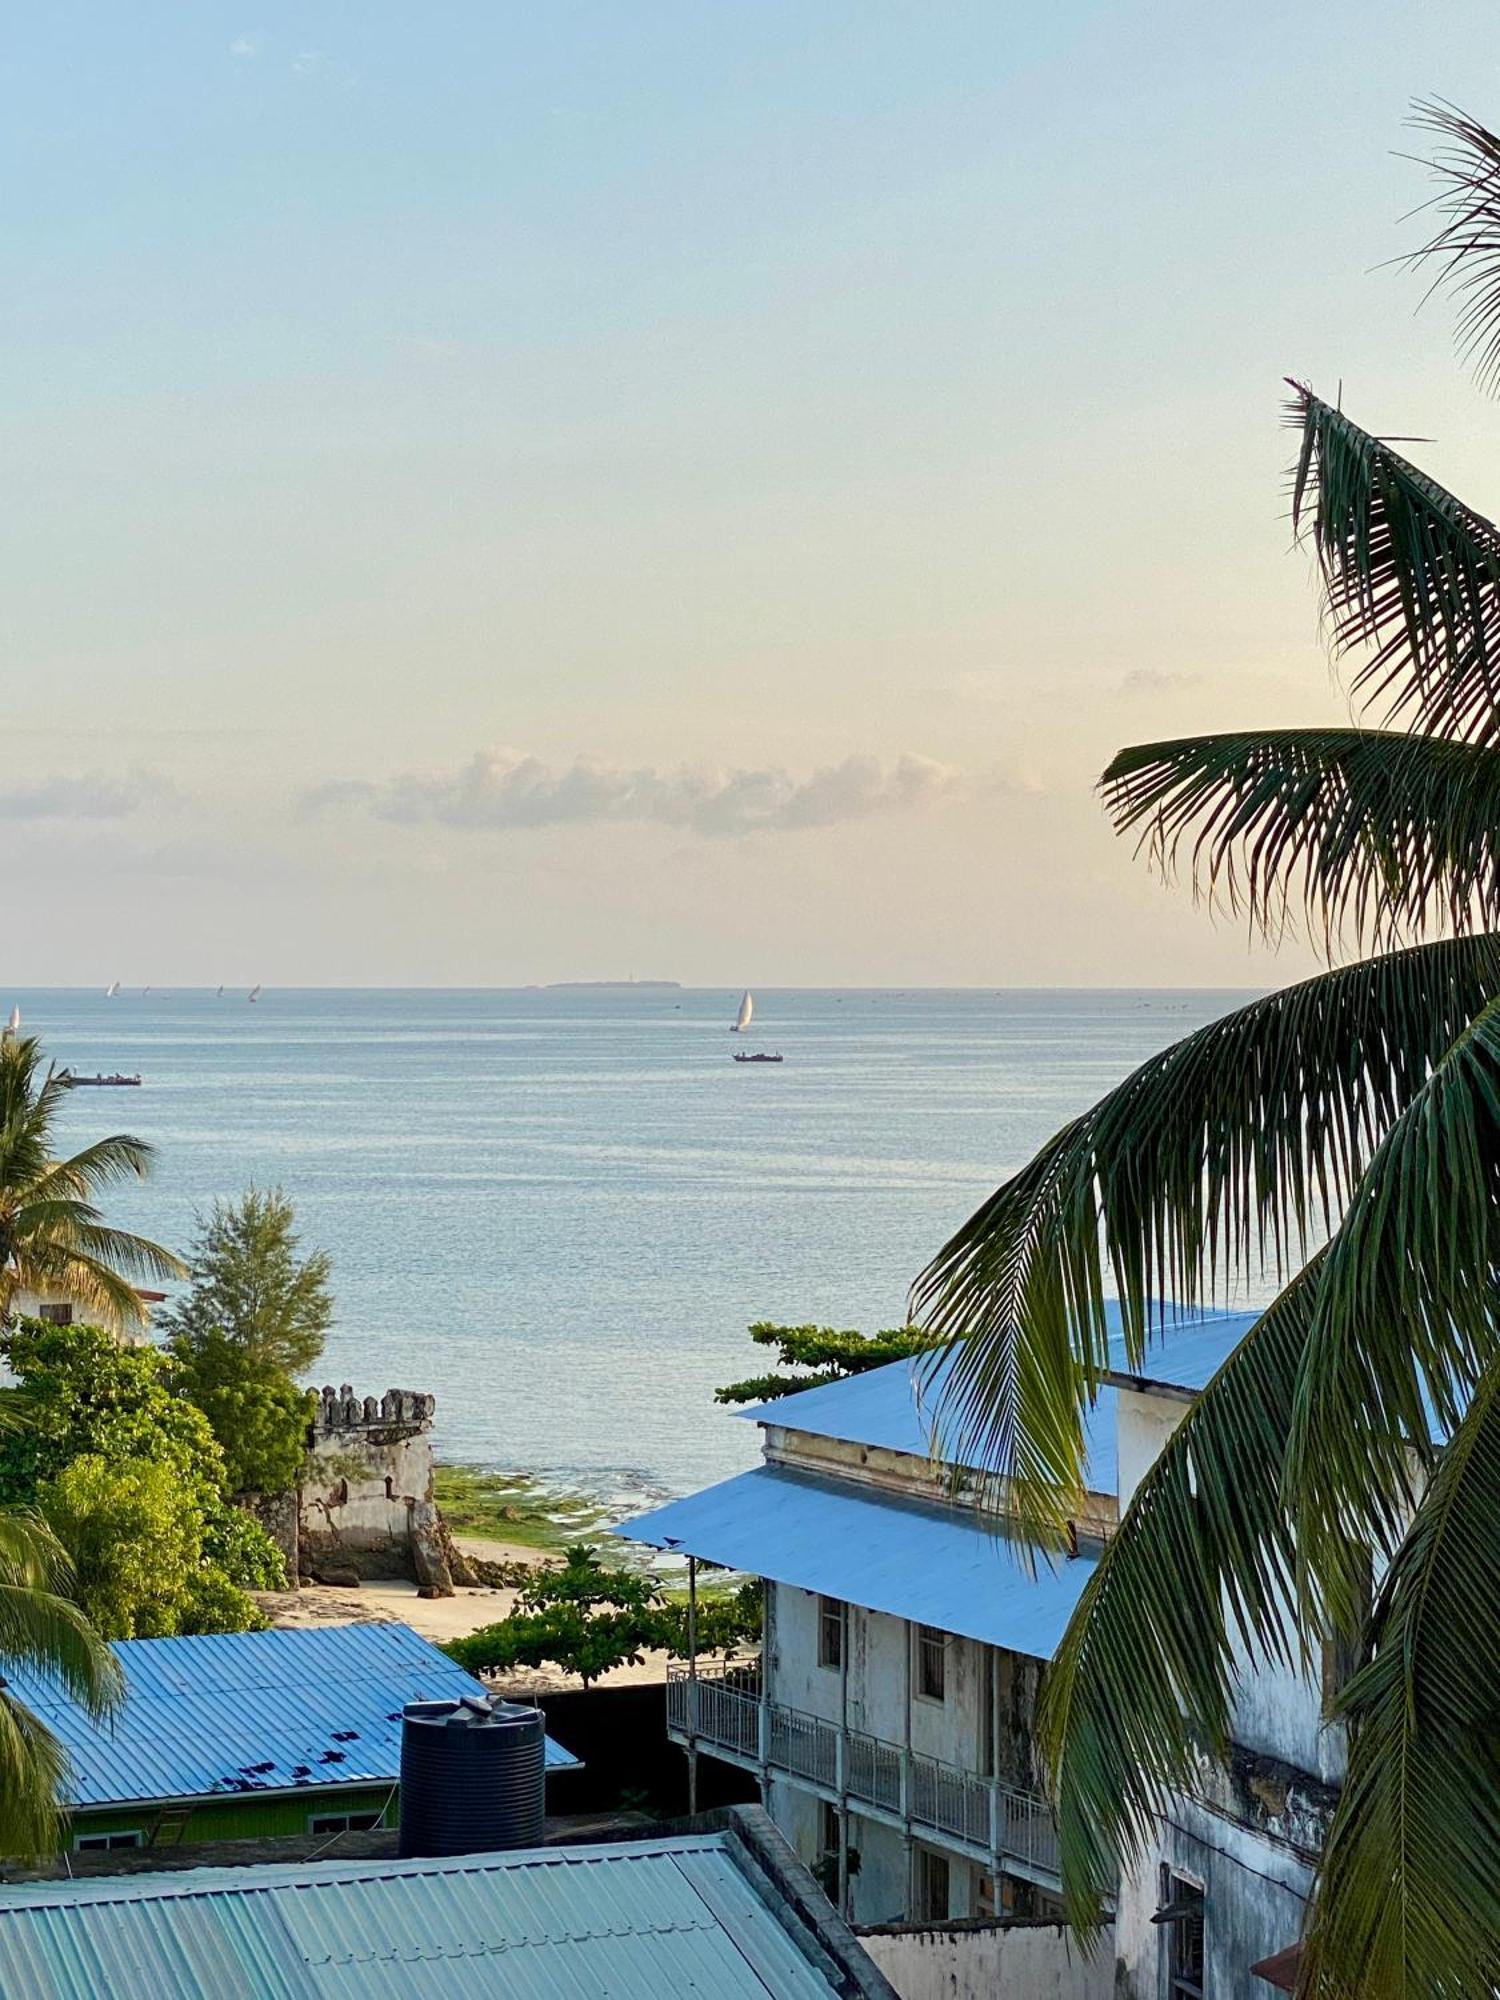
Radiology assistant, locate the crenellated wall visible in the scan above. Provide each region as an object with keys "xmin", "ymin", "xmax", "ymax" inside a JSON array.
[{"xmin": 298, "ymin": 1384, "xmax": 452, "ymax": 1593}]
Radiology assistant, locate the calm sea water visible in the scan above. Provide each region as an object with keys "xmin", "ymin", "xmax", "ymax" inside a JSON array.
[{"xmin": 11, "ymin": 986, "xmax": 1254, "ymax": 1503}]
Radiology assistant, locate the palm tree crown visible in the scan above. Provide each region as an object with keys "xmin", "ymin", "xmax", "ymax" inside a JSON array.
[
  {"xmin": 0, "ymin": 1035, "xmax": 184, "ymax": 1329},
  {"xmin": 915, "ymin": 102, "xmax": 1500, "ymax": 1997}
]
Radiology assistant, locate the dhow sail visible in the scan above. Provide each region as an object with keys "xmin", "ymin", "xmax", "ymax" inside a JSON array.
[{"xmin": 733, "ymin": 990, "xmax": 753, "ymax": 1032}]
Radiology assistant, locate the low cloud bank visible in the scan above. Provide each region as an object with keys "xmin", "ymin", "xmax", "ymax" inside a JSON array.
[{"xmin": 304, "ymin": 748, "xmax": 988, "ymax": 837}]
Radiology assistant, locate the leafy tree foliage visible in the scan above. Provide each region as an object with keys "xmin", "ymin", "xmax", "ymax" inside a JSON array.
[
  {"xmin": 445, "ymin": 1545, "xmax": 761, "ymax": 1688},
  {"xmin": 715, "ymin": 1320, "xmax": 942, "ymax": 1405},
  {"xmin": 0, "ymin": 1033, "xmax": 183, "ymax": 1330},
  {"xmin": 163, "ymin": 1189, "xmax": 330, "ymax": 1494},
  {"xmin": 161, "ymin": 1187, "xmax": 332, "ymax": 1376},
  {"xmin": 0, "ymin": 1319, "xmax": 283, "ymax": 1637}
]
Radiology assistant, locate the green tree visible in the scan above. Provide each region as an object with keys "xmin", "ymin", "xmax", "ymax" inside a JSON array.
[
  {"xmin": 42, "ymin": 1456, "xmax": 201, "ymax": 1640},
  {"xmin": 715, "ymin": 1320, "xmax": 942, "ymax": 1406},
  {"xmin": 163, "ymin": 1190, "xmax": 330, "ymax": 1493},
  {"xmin": 162, "ymin": 1188, "xmax": 332, "ymax": 1375},
  {"xmin": 0, "ymin": 1034, "xmax": 183, "ymax": 1331},
  {"xmin": 0, "ymin": 1502, "xmax": 123, "ymax": 1855},
  {"xmin": 913, "ymin": 102, "xmax": 1500, "ymax": 1997},
  {"xmin": 446, "ymin": 1545, "xmax": 760, "ymax": 1688},
  {"xmin": 0, "ymin": 1319, "xmax": 284, "ymax": 1633},
  {"xmin": 173, "ymin": 1330, "xmax": 315, "ymax": 1494}
]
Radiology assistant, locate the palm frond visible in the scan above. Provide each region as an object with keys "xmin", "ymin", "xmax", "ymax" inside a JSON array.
[
  {"xmin": 1407, "ymin": 101, "xmax": 1500, "ymax": 394},
  {"xmin": 913, "ymin": 936, "xmax": 1500, "ymax": 1538},
  {"xmin": 1103, "ymin": 729, "xmax": 1500, "ymax": 948},
  {"xmin": 30, "ymin": 1133, "xmax": 157, "ymax": 1199},
  {"xmin": 0, "ymin": 1693, "xmax": 70, "ymax": 1857},
  {"xmin": 1300, "ymin": 1351, "xmax": 1500, "ymax": 1997},
  {"xmin": 1039, "ymin": 1266, "xmax": 1318, "ymax": 1929},
  {"xmin": 1288, "ymin": 385, "xmax": 1500, "ymax": 744},
  {"xmin": 1289, "ymin": 991, "xmax": 1500, "ymax": 1618}
]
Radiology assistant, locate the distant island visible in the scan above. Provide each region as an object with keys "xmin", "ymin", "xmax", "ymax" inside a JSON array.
[{"xmin": 545, "ymin": 980, "xmax": 682, "ymax": 990}]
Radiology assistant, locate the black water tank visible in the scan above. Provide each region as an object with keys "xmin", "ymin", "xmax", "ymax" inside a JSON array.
[{"xmin": 397, "ymin": 1695, "xmax": 546, "ymax": 1858}]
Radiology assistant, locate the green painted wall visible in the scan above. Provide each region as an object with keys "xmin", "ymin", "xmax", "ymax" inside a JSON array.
[{"xmin": 69, "ymin": 1786, "xmax": 397, "ymax": 1849}]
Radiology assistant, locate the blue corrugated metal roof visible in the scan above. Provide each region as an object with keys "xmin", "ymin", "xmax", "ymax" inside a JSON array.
[
  {"xmin": 1102, "ymin": 1305, "xmax": 1262, "ymax": 1396},
  {"xmin": 742, "ymin": 1350, "xmax": 1120, "ymax": 1496},
  {"xmin": 613, "ymin": 1464, "xmax": 1095, "ymax": 1660},
  {"xmin": 0, "ymin": 1834, "xmax": 858, "ymax": 1999},
  {"xmin": 3, "ymin": 1622, "xmax": 577, "ymax": 1812}
]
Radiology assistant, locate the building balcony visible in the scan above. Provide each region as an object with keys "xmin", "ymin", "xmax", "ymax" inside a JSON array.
[{"xmin": 666, "ymin": 1663, "xmax": 1061, "ymax": 1888}]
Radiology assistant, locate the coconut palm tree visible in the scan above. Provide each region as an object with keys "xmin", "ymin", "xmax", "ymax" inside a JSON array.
[
  {"xmin": 0, "ymin": 1503, "xmax": 123, "ymax": 1854},
  {"xmin": 0, "ymin": 1035, "xmax": 184, "ymax": 1329},
  {"xmin": 914, "ymin": 103, "xmax": 1500, "ymax": 1996}
]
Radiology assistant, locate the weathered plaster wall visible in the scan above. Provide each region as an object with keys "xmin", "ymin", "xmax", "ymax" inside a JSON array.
[
  {"xmin": 860, "ymin": 1919, "xmax": 1114, "ymax": 2000},
  {"xmin": 300, "ymin": 1386, "xmax": 451, "ymax": 1591}
]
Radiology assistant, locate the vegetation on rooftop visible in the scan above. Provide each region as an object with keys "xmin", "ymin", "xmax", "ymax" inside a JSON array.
[
  {"xmin": 714, "ymin": 1319, "xmax": 942, "ymax": 1406},
  {"xmin": 912, "ymin": 99, "xmax": 1500, "ymax": 1997}
]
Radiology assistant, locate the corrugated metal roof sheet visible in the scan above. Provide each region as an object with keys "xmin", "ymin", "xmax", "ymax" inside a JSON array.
[
  {"xmin": 1102, "ymin": 1306, "xmax": 1263, "ymax": 1396},
  {"xmin": 0, "ymin": 1835, "xmax": 853, "ymax": 1998},
  {"xmin": 742, "ymin": 1349, "xmax": 1120, "ymax": 1495},
  {"xmin": 613, "ymin": 1464, "xmax": 1095, "ymax": 1659},
  {"xmin": 3, "ymin": 1621, "xmax": 577, "ymax": 1812}
]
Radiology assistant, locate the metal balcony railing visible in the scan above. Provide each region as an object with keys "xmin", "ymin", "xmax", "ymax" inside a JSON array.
[{"xmin": 666, "ymin": 1663, "xmax": 1060, "ymax": 1882}]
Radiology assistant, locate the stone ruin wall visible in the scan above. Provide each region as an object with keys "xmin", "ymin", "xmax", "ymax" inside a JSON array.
[{"xmin": 298, "ymin": 1385, "xmax": 453, "ymax": 1595}]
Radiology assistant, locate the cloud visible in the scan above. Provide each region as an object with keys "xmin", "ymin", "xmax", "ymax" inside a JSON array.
[
  {"xmin": 303, "ymin": 749, "xmax": 989, "ymax": 839},
  {"xmin": 228, "ymin": 33, "xmax": 259, "ymax": 59},
  {"xmin": 0, "ymin": 773, "xmax": 157, "ymax": 820}
]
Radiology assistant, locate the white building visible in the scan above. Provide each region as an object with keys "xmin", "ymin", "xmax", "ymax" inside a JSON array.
[
  {"xmin": 618, "ymin": 1352, "xmax": 1120, "ymax": 1928},
  {"xmin": 619, "ymin": 1306, "xmax": 1339, "ymax": 1995}
]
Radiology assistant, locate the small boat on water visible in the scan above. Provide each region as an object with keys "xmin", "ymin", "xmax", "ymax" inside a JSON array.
[
  {"xmin": 105, "ymin": 980, "xmax": 121, "ymax": 999},
  {"xmin": 733, "ymin": 1051, "xmax": 783, "ymax": 1064},
  {"xmin": 2, "ymin": 1006, "xmax": 18, "ymax": 1040},
  {"xmin": 61, "ymin": 1071, "xmax": 142, "ymax": 1088},
  {"xmin": 731, "ymin": 990, "xmax": 754, "ymax": 1032},
  {"xmin": 248, "ymin": 984, "xmax": 262, "ymax": 1003}
]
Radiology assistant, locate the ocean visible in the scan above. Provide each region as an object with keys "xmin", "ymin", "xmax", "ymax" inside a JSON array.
[{"xmin": 14, "ymin": 986, "xmax": 1255, "ymax": 1505}]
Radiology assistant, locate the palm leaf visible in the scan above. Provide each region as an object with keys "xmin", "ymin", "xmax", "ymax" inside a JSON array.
[
  {"xmin": 1300, "ymin": 1350, "xmax": 1500, "ymax": 1996},
  {"xmin": 1288, "ymin": 386, "xmax": 1500, "ymax": 744},
  {"xmin": 913, "ymin": 937, "xmax": 1500, "ymax": 1537},
  {"xmin": 1406, "ymin": 102, "xmax": 1500, "ymax": 393},
  {"xmin": 1103, "ymin": 729, "xmax": 1500, "ymax": 948},
  {"xmin": 1038, "ymin": 1265, "xmax": 1319, "ymax": 1929},
  {"xmin": 1289, "ymin": 992, "xmax": 1500, "ymax": 1621}
]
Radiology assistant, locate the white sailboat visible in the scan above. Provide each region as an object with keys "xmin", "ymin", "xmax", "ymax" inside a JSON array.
[
  {"xmin": 732, "ymin": 990, "xmax": 753, "ymax": 1033},
  {"xmin": 105, "ymin": 980, "xmax": 121, "ymax": 999},
  {"xmin": 3, "ymin": 1007, "xmax": 19, "ymax": 1039},
  {"xmin": 248, "ymin": 984, "xmax": 262, "ymax": 1003}
]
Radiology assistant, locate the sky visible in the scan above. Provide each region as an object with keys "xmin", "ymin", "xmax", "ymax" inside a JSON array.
[{"xmin": 4, "ymin": 2, "xmax": 1499, "ymax": 986}]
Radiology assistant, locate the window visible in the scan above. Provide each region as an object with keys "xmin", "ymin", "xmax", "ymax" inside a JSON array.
[
  {"xmin": 73, "ymin": 1829, "xmax": 143, "ymax": 1853},
  {"xmin": 819, "ymin": 1801, "xmax": 841, "ymax": 1867},
  {"xmin": 37, "ymin": 1303, "xmax": 74, "ymax": 1326},
  {"xmin": 917, "ymin": 1847, "xmax": 950, "ymax": 1922},
  {"xmin": 916, "ymin": 1625, "xmax": 947, "ymax": 1702},
  {"xmin": 308, "ymin": 1809, "xmax": 383, "ymax": 1835},
  {"xmin": 818, "ymin": 1596, "xmax": 844, "ymax": 1671},
  {"xmin": 1159, "ymin": 1869, "xmax": 1205, "ymax": 2000}
]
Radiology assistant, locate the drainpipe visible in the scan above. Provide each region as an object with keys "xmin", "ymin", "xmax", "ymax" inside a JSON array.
[
  {"xmin": 989, "ymin": 1646, "xmax": 1003, "ymax": 1897},
  {"xmin": 901, "ymin": 1619, "xmax": 914, "ymax": 1913},
  {"xmin": 837, "ymin": 1603, "xmax": 850, "ymax": 1918},
  {"xmin": 758, "ymin": 1583, "xmax": 772, "ymax": 1790},
  {"xmin": 686, "ymin": 1555, "xmax": 699, "ymax": 1817}
]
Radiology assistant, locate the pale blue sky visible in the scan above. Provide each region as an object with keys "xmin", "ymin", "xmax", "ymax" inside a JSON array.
[{"xmin": 4, "ymin": 4, "xmax": 1497, "ymax": 983}]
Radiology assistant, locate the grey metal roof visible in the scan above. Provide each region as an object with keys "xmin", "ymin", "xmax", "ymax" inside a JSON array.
[
  {"xmin": 3, "ymin": 1621, "xmax": 577, "ymax": 1813},
  {"xmin": 742, "ymin": 1349, "xmax": 1120, "ymax": 1495},
  {"xmin": 0, "ymin": 1834, "xmax": 858, "ymax": 1998},
  {"xmin": 613, "ymin": 1464, "xmax": 1096, "ymax": 1660}
]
